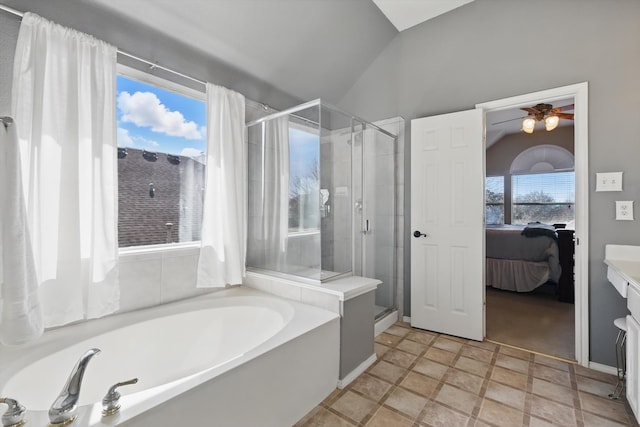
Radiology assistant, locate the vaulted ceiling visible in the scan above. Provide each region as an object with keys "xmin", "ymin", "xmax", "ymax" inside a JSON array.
[{"xmin": 2, "ymin": 0, "xmax": 474, "ymax": 107}]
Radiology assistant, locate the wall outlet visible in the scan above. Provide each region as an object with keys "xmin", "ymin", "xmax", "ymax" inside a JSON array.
[
  {"xmin": 616, "ymin": 201, "xmax": 634, "ymax": 220},
  {"xmin": 596, "ymin": 172, "xmax": 623, "ymax": 191}
]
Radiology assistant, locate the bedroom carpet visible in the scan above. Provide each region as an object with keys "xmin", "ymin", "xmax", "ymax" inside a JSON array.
[{"xmin": 486, "ymin": 285, "xmax": 575, "ymax": 361}]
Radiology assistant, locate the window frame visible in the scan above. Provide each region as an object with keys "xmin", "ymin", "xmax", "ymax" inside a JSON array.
[
  {"xmin": 485, "ymin": 175, "xmax": 505, "ymax": 225},
  {"xmin": 116, "ymin": 64, "xmax": 207, "ymax": 254},
  {"xmin": 287, "ymin": 120, "xmax": 321, "ymax": 236},
  {"xmin": 510, "ymin": 170, "xmax": 575, "ymax": 225}
]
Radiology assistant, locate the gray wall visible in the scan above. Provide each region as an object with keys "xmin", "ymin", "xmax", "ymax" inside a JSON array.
[{"xmin": 338, "ymin": 0, "xmax": 640, "ymax": 366}]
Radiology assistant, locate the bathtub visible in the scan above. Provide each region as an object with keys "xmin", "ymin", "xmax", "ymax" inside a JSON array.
[{"xmin": 0, "ymin": 287, "xmax": 340, "ymax": 426}]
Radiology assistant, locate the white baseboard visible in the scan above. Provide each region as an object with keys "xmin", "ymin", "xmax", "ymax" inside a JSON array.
[
  {"xmin": 337, "ymin": 353, "xmax": 377, "ymax": 389},
  {"xmin": 375, "ymin": 310, "xmax": 398, "ymax": 336},
  {"xmin": 588, "ymin": 361, "xmax": 618, "ymax": 376}
]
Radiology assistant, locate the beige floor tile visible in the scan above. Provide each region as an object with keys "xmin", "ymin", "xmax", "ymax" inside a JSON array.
[
  {"xmin": 369, "ymin": 360, "xmax": 407, "ymax": 384},
  {"xmin": 576, "ymin": 374, "xmax": 617, "ymax": 398},
  {"xmin": 374, "ymin": 342, "xmax": 391, "ymax": 358},
  {"xmin": 297, "ymin": 407, "xmax": 356, "ymax": 427},
  {"xmin": 460, "ymin": 344, "xmax": 494, "ymax": 363},
  {"xmin": 455, "ymin": 355, "xmax": 490, "ymax": 377},
  {"xmin": 532, "ymin": 378, "xmax": 575, "ymax": 407},
  {"xmin": 406, "ymin": 330, "xmax": 437, "ymax": 345},
  {"xmin": 491, "ymin": 365, "xmax": 529, "ymax": 389},
  {"xmin": 529, "ymin": 416, "xmax": 558, "ymax": 427},
  {"xmin": 530, "ymin": 395, "xmax": 577, "ymax": 426},
  {"xmin": 351, "ymin": 373, "xmax": 393, "ymax": 402},
  {"xmin": 375, "ymin": 332, "xmax": 403, "ymax": 347},
  {"xmin": 412, "ymin": 358, "xmax": 449, "ymax": 380},
  {"xmin": 365, "ymin": 406, "xmax": 413, "ymax": 427},
  {"xmin": 384, "ymin": 387, "xmax": 429, "ymax": 419},
  {"xmin": 330, "ymin": 391, "xmax": 378, "ymax": 424},
  {"xmin": 495, "ymin": 353, "xmax": 530, "ymax": 374},
  {"xmin": 484, "ymin": 380, "xmax": 526, "ymax": 410},
  {"xmin": 579, "ymin": 391, "xmax": 632, "ymax": 425},
  {"xmin": 424, "ymin": 347, "xmax": 457, "ymax": 366},
  {"xmin": 432, "ymin": 337, "xmax": 463, "ymax": 353},
  {"xmin": 396, "ymin": 338, "xmax": 428, "ymax": 355},
  {"xmin": 478, "ymin": 398, "xmax": 524, "ymax": 427},
  {"xmin": 400, "ymin": 371, "xmax": 439, "ymax": 397},
  {"xmin": 534, "ymin": 354, "xmax": 572, "ymax": 371},
  {"xmin": 420, "ymin": 401, "xmax": 470, "ymax": 427},
  {"xmin": 499, "ymin": 345, "xmax": 531, "ymax": 361},
  {"xmin": 434, "ymin": 384, "xmax": 478, "ymax": 415},
  {"xmin": 297, "ymin": 323, "xmax": 640, "ymax": 427},
  {"xmin": 384, "ymin": 324, "xmax": 411, "ymax": 337},
  {"xmin": 582, "ymin": 411, "xmax": 633, "ymax": 427},
  {"xmin": 534, "ymin": 363, "xmax": 571, "ymax": 386},
  {"xmin": 445, "ymin": 369, "xmax": 484, "ymax": 394},
  {"xmin": 383, "ymin": 348, "xmax": 418, "ymax": 368},
  {"xmin": 574, "ymin": 365, "xmax": 617, "ymax": 384}
]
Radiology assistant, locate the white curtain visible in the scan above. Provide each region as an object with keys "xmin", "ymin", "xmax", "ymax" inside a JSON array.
[
  {"xmin": 11, "ymin": 13, "xmax": 119, "ymax": 327},
  {"xmin": 261, "ymin": 117, "xmax": 290, "ymax": 270},
  {"xmin": 0, "ymin": 119, "xmax": 43, "ymax": 345},
  {"xmin": 197, "ymin": 84, "xmax": 246, "ymax": 287}
]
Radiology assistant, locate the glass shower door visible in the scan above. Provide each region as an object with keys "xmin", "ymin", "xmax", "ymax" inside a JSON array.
[{"xmin": 354, "ymin": 123, "xmax": 396, "ymax": 320}]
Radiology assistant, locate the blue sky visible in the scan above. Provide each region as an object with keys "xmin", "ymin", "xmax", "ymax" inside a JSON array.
[
  {"xmin": 116, "ymin": 75, "xmax": 206, "ymax": 158},
  {"xmin": 289, "ymin": 127, "xmax": 319, "ymax": 184}
]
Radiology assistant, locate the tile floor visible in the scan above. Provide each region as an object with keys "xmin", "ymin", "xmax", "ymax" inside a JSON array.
[{"xmin": 295, "ymin": 322, "xmax": 638, "ymax": 427}]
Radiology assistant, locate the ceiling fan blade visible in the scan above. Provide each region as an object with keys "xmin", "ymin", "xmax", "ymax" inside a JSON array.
[
  {"xmin": 556, "ymin": 104, "xmax": 574, "ymax": 111},
  {"xmin": 520, "ymin": 107, "xmax": 538, "ymax": 114},
  {"xmin": 557, "ymin": 113, "xmax": 574, "ymax": 120}
]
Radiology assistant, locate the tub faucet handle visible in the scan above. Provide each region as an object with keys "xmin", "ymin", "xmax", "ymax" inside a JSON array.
[
  {"xmin": 0, "ymin": 397, "xmax": 26, "ymax": 427},
  {"xmin": 102, "ymin": 378, "xmax": 138, "ymax": 417}
]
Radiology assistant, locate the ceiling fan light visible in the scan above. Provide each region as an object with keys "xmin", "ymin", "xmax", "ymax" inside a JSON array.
[
  {"xmin": 522, "ymin": 118, "xmax": 535, "ymax": 134},
  {"xmin": 545, "ymin": 114, "xmax": 560, "ymax": 131}
]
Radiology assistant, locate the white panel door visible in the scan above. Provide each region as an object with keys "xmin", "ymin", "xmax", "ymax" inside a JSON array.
[{"xmin": 410, "ymin": 109, "xmax": 484, "ymax": 341}]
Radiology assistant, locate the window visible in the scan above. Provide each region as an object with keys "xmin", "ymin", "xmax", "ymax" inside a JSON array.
[
  {"xmin": 512, "ymin": 172, "xmax": 575, "ymax": 225},
  {"xmin": 485, "ymin": 176, "xmax": 504, "ymax": 225},
  {"xmin": 116, "ymin": 68, "xmax": 206, "ymax": 247},
  {"xmin": 288, "ymin": 126, "xmax": 320, "ymax": 233}
]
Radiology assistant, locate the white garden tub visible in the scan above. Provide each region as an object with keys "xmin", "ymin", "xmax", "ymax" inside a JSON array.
[{"xmin": 0, "ymin": 286, "xmax": 339, "ymax": 426}]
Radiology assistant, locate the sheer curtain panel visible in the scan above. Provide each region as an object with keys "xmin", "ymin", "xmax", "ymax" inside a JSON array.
[
  {"xmin": 11, "ymin": 13, "xmax": 119, "ymax": 328},
  {"xmin": 0, "ymin": 120, "xmax": 43, "ymax": 345},
  {"xmin": 197, "ymin": 84, "xmax": 246, "ymax": 287}
]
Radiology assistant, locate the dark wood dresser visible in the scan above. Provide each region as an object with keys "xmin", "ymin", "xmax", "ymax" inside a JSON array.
[{"xmin": 556, "ymin": 229, "xmax": 575, "ymax": 303}]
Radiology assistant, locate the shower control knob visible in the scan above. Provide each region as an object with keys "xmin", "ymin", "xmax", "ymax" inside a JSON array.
[{"xmin": 413, "ymin": 230, "xmax": 428, "ymax": 238}]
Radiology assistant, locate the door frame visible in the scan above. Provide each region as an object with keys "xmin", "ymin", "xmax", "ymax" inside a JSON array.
[{"xmin": 476, "ymin": 82, "xmax": 589, "ymax": 366}]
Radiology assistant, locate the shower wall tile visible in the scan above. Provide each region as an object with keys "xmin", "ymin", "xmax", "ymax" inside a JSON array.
[
  {"xmin": 118, "ymin": 256, "xmax": 162, "ymax": 312},
  {"xmin": 300, "ymin": 288, "xmax": 340, "ymax": 314},
  {"xmin": 161, "ymin": 253, "xmax": 207, "ymax": 303}
]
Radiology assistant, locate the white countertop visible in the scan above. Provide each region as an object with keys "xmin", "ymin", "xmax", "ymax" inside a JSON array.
[{"xmin": 604, "ymin": 244, "xmax": 640, "ymax": 297}]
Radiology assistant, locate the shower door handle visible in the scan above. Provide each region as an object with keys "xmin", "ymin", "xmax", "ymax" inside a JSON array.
[{"xmin": 413, "ymin": 230, "xmax": 428, "ymax": 238}]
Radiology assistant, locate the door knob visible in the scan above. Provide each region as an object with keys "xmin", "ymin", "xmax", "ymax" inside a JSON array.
[{"xmin": 413, "ymin": 230, "xmax": 428, "ymax": 238}]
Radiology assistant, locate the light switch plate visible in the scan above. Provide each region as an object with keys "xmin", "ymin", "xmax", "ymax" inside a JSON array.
[
  {"xmin": 596, "ymin": 172, "xmax": 623, "ymax": 191},
  {"xmin": 616, "ymin": 201, "xmax": 634, "ymax": 220}
]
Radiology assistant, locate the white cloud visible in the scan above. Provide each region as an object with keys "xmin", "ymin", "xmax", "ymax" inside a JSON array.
[
  {"xmin": 117, "ymin": 91, "xmax": 203, "ymax": 140},
  {"xmin": 117, "ymin": 127, "xmax": 134, "ymax": 147},
  {"xmin": 117, "ymin": 127, "xmax": 160, "ymax": 149},
  {"xmin": 180, "ymin": 147, "xmax": 204, "ymax": 159}
]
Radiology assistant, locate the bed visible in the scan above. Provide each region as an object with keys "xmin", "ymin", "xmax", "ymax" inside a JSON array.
[{"xmin": 485, "ymin": 224, "xmax": 561, "ymax": 292}]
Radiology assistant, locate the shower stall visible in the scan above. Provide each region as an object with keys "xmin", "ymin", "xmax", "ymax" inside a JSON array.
[{"xmin": 246, "ymin": 99, "xmax": 397, "ymax": 319}]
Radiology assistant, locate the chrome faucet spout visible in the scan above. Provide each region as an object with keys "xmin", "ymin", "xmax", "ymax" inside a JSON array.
[{"xmin": 48, "ymin": 348, "xmax": 101, "ymax": 426}]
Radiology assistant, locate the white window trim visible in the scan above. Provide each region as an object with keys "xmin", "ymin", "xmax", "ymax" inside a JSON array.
[{"xmin": 116, "ymin": 63, "xmax": 206, "ymax": 255}]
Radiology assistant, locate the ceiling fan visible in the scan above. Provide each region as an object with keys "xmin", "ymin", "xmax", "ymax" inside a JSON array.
[
  {"xmin": 521, "ymin": 103, "xmax": 574, "ymax": 121},
  {"xmin": 492, "ymin": 102, "xmax": 574, "ymax": 133}
]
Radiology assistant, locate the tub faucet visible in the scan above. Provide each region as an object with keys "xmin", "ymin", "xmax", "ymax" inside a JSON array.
[
  {"xmin": 48, "ymin": 348, "xmax": 101, "ymax": 426},
  {"xmin": 0, "ymin": 397, "xmax": 26, "ymax": 427}
]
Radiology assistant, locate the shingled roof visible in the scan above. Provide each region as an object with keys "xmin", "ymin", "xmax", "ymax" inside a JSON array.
[{"xmin": 118, "ymin": 147, "xmax": 205, "ymax": 247}]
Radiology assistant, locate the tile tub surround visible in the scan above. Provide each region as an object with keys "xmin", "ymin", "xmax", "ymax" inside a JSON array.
[{"xmin": 296, "ymin": 322, "xmax": 639, "ymax": 427}]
